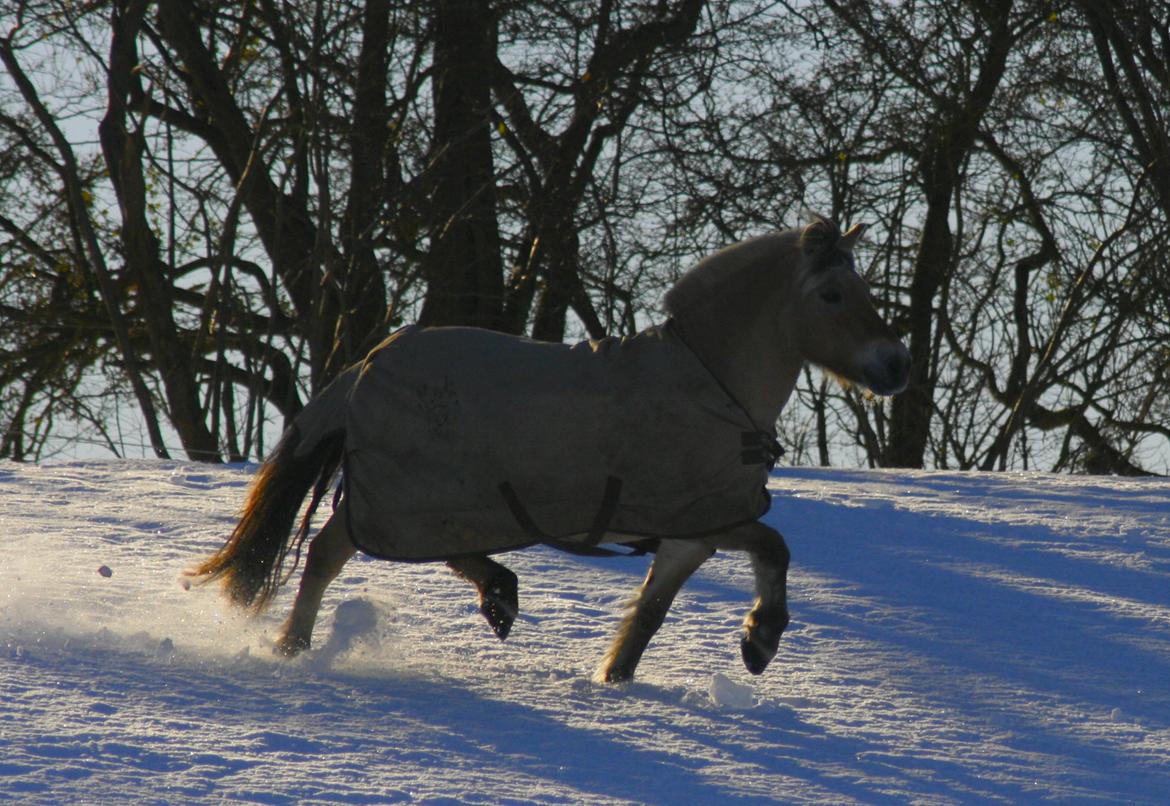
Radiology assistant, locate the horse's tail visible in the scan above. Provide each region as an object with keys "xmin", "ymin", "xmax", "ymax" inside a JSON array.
[{"xmin": 190, "ymin": 367, "xmax": 358, "ymax": 612}]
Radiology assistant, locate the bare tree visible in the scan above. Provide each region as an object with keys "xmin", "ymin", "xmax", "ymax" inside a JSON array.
[{"xmin": 2, "ymin": 0, "xmax": 1167, "ymax": 472}]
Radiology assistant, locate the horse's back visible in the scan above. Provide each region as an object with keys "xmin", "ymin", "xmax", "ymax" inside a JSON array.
[{"xmin": 342, "ymin": 325, "xmax": 770, "ymax": 560}]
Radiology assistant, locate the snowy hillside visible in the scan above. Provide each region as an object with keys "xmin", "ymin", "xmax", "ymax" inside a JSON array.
[{"xmin": 2, "ymin": 460, "xmax": 1168, "ymax": 804}]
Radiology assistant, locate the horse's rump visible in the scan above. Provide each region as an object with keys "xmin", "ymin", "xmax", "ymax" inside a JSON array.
[{"xmin": 341, "ymin": 324, "xmax": 773, "ymax": 560}]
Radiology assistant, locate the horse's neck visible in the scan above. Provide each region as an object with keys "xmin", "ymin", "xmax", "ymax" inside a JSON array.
[{"xmin": 670, "ymin": 310, "xmax": 802, "ymax": 431}]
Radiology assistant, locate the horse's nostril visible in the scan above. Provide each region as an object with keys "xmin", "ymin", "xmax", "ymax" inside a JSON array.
[{"xmin": 871, "ymin": 346, "xmax": 911, "ymax": 395}]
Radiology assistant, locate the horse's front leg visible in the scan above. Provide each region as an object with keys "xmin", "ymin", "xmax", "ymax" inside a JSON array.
[
  {"xmin": 714, "ymin": 521, "xmax": 790, "ymax": 675},
  {"xmin": 596, "ymin": 539, "xmax": 714, "ymax": 683},
  {"xmin": 447, "ymin": 555, "xmax": 519, "ymax": 640},
  {"xmin": 274, "ymin": 511, "xmax": 357, "ymax": 657}
]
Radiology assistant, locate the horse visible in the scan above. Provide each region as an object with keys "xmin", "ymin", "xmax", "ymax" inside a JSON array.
[{"xmin": 191, "ymin": 216, "xmax": 910, "ymax": 683}]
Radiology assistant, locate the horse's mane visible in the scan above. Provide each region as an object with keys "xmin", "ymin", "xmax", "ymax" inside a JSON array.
[{"xmin": 664, "ymin": 216, "xmax": 842, "ymax": 321}]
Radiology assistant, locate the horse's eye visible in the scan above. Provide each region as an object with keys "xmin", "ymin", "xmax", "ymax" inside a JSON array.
[{"xmin": 820, "ymin": 290, "xmax": 843, "ymax": 304}]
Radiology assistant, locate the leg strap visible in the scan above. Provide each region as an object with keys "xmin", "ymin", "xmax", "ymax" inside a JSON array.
[{"xmin": 499, "ymin": 476, "xmax": 637, "ymax": 555}]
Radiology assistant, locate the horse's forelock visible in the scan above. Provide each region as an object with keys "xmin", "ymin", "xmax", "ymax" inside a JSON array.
[{"xmin": 798, "ymin": 215, "xmax": 844, "ymax": 271}]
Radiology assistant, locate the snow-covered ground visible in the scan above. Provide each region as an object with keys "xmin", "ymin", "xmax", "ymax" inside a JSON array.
[{"xmin": 2, "ymin": 460, "xmax": 1168, "ymax": 804}]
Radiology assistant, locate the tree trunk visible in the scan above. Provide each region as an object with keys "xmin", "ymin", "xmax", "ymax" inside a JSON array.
[
  {"xmin": 881, "ymin": 2, "xmax": 1014, "ymax": 468},
  {"xmin": 331, "ymin": 0, "xmax": 393, "ymax": 374},
  {"xmin": 883, "ymin": 196, "xmax": 950, "ymax": 467},
  {"xmin": 101, "ymin": 0, "xmax": 220, "ymax": 461},
  {"xmin": 418, "ymin": 0, "xmax": 504, "ymax": 330}
]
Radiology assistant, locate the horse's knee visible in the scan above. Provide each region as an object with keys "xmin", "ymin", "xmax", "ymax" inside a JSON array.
[
  {"xmin": 744, "ymin": 524, "xmax": 788, "ymax": 566},
  {"xmin": 772, "ymin": 534, "xmax": 791, "ymax": 568},
  {"xmin": 771, "ymin": 531, "xmax": 790, "ymax": 564},
  {"xmin": 631, "ymin": 594, "xmax": 671, "ymax": 634}
]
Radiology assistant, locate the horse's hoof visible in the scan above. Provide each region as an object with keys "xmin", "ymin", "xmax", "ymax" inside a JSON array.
[
  {"xmin": 741, "ymin": 607, "xmax": 787, "ymax": 675},
  {"xmin": 595, "ymin": 665, "xmax": 634, "ymax": 684},
  {"xmin": 480, "ymin": 571, "xmax": 518, "ymax": 640},
  {"xmin": 741, "ymin": 633, "xmax": 776, "ymax": 676},
  {"xmin": 274, "ymin": 633, "xmax": 309, "ymax": 658}
]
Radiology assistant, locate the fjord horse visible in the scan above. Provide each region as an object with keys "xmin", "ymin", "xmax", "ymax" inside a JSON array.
[{"xmin": 192, "ymin": 217, "xmax": 910, "ymax": 682}]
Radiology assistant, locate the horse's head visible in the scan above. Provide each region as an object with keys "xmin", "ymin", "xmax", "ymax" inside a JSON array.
[{"xmin": 788, "ymin": 217, "xmax": 910, "ymax": 396}]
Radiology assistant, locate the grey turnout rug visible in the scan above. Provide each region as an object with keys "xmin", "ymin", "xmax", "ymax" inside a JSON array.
[{"xmin": 339, "ymin": 323, "xmax": 777, "ymax": 560}]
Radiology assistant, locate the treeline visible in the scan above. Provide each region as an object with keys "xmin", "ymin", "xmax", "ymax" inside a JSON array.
[{"xmin": 1, "ymin": 0, "xmax": 1167, "ymax": 472}]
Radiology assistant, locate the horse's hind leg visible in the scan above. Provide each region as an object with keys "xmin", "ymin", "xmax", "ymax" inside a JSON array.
[
  {"xmin": 447, "ymin": 555, "xmax": 518, "ymax": 640},
  {"xmin": 715, "ymin": 521, "xmax": 790, "ymax": 675},
  {"xmin": 596, "ymin": 539, "xmax": 714, "ymax": 683},
  {"xmin": 274, "ymin": 511, "xmax": 357, "ymax": 657}
]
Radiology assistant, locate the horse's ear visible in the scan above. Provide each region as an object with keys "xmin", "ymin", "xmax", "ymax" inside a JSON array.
[
  {"xmin": 800, "ymin": 215, "xmax": 838, "ymax": 255},
  {"xmin": 840, "ymin": 223, "xmax": 868, "ymax": 251}
]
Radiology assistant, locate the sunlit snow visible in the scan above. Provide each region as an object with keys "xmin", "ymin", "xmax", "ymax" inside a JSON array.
[{"xmin": 2, "ymin": 461, "xmax": 1168, "ymax": 803}]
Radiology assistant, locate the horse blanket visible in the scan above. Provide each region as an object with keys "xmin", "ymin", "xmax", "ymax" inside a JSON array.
[{"xmin": 339, "ymin": 324, "xmax": 777, "ymax": 561}]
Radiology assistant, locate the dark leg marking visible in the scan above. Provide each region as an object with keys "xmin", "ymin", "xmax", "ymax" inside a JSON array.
[
  {"xmin": 736, "ymin": 524, "xmax": 790, "ymax": 675},
  {"xmin": 447, "ymin": 555, "xmax": 519, "ymax": 640}
]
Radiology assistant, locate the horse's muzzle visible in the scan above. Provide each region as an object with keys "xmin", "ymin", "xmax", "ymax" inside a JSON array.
[{"xmin": 862, "ymin": 342, "xmax": 911, "ymax": 396}]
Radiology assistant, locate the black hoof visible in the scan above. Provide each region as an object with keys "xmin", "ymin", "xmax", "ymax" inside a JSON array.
[
  {"xmin": 741, "ymin": 633, "xmax": 776, "ymax": 676},
  {"xmin": 480, "ymin": 570, "xmax": 518, "ymax": 640},
  {"xmin": 274, "ymin": 633, "xmax": 309, "ymax": 658},
  {"xmin": 598, "ymin": 665, "xmax": 634, "ymax": 684}
]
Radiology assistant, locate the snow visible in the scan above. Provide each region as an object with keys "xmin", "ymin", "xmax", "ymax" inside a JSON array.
[{"xmin": 2, "ymin": 460, "xmax": 1168, "ymax": 804}]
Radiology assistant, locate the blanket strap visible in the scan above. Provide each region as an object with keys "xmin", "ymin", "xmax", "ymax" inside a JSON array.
[
  {"xmin": 665, "ymin": 319, "xmax": 784, "ymax": 471},
  {"xmin": 499, "ymin": 476, "xmax": 645, "ymax": 556},
  {"xmin": 741, "ymin": 431, "xmax": 784, "ymax": 469}
]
